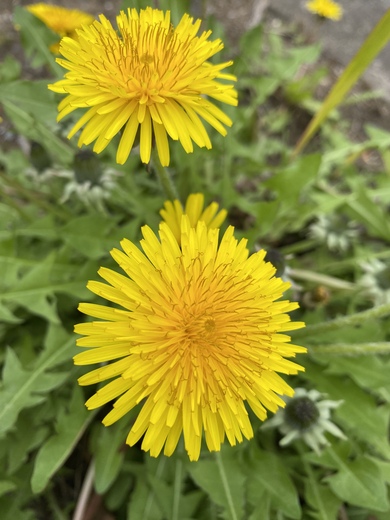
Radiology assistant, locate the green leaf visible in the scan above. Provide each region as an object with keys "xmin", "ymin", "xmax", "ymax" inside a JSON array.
[
  {"xmin": 147, "ymin": 475, "xmax": 174, "ymax": 519},
  {"xmin": 246, "ymin": 445, "xmax": 301, "ymax": 519},
  {"xmin": 368, "ymin": 457, "xmax": 390, "ymax": 484},
  {"xmin": 0, "ymin": 56, "xmax": 21, "ymax": 83},
  {"xmin": 0, "ymin": 80, "xmax": 57, "ymax": 123},
  {"xmin": 325, "ymin": 450, "xmax": 389, "ymax": 512},
  {"xmin": 0, "ymin": 251, "xmax": 95, "ymax": 322},
  {"xmin": 326, "ymin": 356, "xmax": 390, "ymax": 390},
  {"xmin": 0, "ymin": 80, "xmax": 73, "ymax": 164},
  {"xmin": 6, "ymin": 412, "xmax": 49, "ymax": 474},
  {"xmin": 0, "ymin": 325, "xmax": 75, "ymax": 435},
  {"xmin": 127, "ymin": 461, "xmax": 166, "ymax": 520},
  {"xmin": 188, "ymin": 448, "xmax": 245, "ymax": 520},
  {"xmin": 265, "ymin": 154, "xmax": 321, "ymax": 202},
  {"xmin": 345, "ymin": 181, "xmax": 390, "ymax": 241},
  {"xmin": 13, "ymin": 7, "xmax": 61, "ymax": 76},
  {"xmin": 93, "ymin": 422, "xmax": 127, "ymax": 494},
  {"xmin": 303, "ymin": 479, "xmax": 341, "ymax": 520},
  {"xmin": 295, "ymin": 9, "xmax": 390, "ymax": 154},
  {"xmin": 61, "ymin": 215, "xmax": 121, "ymax": 260},
  {"xmin": 303, "ymin": 360, "xmax": 390, "ymax": 457},
  {"xmin": 0, "ymin": 348, "xmax": 68, "ymax": 436},
  {"xmin": 0, "ymin": 302, "xmax": 21, "ymax": 324},
  {"xmin": 0, "ymin": 481, "xmax": 17, "ymax": 497},
  {"xmin": 31, "ymin": 385, "xmax": 92, "ymax": 494}
]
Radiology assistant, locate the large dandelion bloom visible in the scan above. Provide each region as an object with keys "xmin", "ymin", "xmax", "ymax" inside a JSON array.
[
  {"xmin": 306, "ymin": 0, "xmax": 343, "ymax": 20},
  {"xmin": 48, "ymin": 8, "xmax": 238, "ymax": 167},
  {"xmin": 26, "ymin": 4, "xmax": 95, "ymax": 54},
  {"xmin": 74, "ymin": 211, "xmax": 306, "ymax": 461}
]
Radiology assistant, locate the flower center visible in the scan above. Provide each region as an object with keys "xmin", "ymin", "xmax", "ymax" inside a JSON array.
[
  {"xmin": 284, "ymin": 396, "xmax": 320, "ymax": 431},
  {"xmin": 184, "ymin": 315, "xmax": 218, "ymax": 346}
]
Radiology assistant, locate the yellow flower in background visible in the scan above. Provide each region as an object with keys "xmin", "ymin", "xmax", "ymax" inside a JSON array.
[
  {"xmin": 74, "ymin": 215, "xmax": 306, "ymax": 461},
  {"xmin": 48, "ymin": 8, "xmax": 238, "ymax": 167},
  {"xmin": 306, "ymin": 0, "xmax": 343, "ymax": 20},
  {"xmin": 160, "ymin": 193, "xmax": 227, "ymax": 243},
  {"xmin": 26, "ymin": 3, "xmax": 95, "ymax": 53}
]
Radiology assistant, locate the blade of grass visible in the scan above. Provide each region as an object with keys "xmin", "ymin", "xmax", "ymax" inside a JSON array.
[{"xmin": 294, "ymin": 9, "xmax": 390, "ymax": 155}]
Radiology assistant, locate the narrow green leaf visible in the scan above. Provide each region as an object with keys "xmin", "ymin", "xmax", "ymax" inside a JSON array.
[
  {"xmin": 294, "ymin": 9, "xmax": 390, "ymax": 154},
  {"xmin": 31, "ymin": 386, "xmax": 92, "ymax": 493},
  {"xmin": 93, "ymin": 423, "xmax": 127, "ymax": 494}
]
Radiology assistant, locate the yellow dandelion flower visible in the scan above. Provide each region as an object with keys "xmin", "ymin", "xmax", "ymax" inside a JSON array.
[
  {"xmin": 48, "ymin": 8, "xmax": 238, "ymax": 168},
  {"xmin": 26, "ymin": 3, "xmax": 95, "ymax": 54},
  {"xmin": 74, "ymin": 216, "xmax": 306, "ymax": 461},
  {"xmin": 306, "ymin": 0, "xmax": 343, "ymax": 20},
  {"xmin": 160, "ymin": 193, "xmax": 228, "ymax": 243}
]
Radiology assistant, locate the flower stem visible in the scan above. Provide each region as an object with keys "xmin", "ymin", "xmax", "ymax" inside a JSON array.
[
  {"xmin": 172, "ymin": 455, "xmax": 183, "ymax": 520},
  {"xmin": 215, "ymin": 451, "xmax": 239, "ymax": 520},
  {"xmin": 293, "ymin": 302, "xmax": 390, "ymax": 339},
  {"xmin": 289, "ymin": 268, "xmax": 355, "ymax": 291},
  {"xmin": 151, "ymin": 149, "xmax": 178, "ymax": 201},
  {"xmin": 72, "ymin": 461, "xmax": 95, "ymax": 520},
  {"xmin": 309, "ymin": 342, "xmax": 390, "ymax": 355}
]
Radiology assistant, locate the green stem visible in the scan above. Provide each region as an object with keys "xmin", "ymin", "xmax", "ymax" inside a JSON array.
[
  {"xmin": 289, "ymin": 268, "xmax": 355, "ymax": 291},
  {"xmin": 280, "ymin": 238, "xmax": 319, "ymax": 256},
  {"xmin": 215, "ymin": 451, "xmax": 238, "ymax": 520},
  {"xmin": 293, "ymin": 302, "xmax": 390, "ymax": 340},
  {"xmin": 151, "ymin": 148, "xmax": 178, "ymax": 201},
  {"xmin": 172, "ymin": 456, "xmax": 183, "ymax": 520},
  {"xmin": 144, "ymin": 458, "xmax": 166, "ymax": 520},
  {"xmin": 310, "ymin": 342, "xmax": 390, "ymax": 356}
]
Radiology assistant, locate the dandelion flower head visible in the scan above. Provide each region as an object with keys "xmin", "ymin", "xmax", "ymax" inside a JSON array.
[
  {"xmin": 26, "ymin": 3, "xmax": 95, "ymax": 53},
  {"xmin": 160, "ymin": 193, "xmax": 228, "ymax": 243},
  {"xmin": 306, "ymin": 0, "xmax": 343, "ymax": 20},
  {"xmin": 48, "ymin": 8, "xmax": 238, "ymax": 167},
  {"xmin": 74, "ymin": 214, "xmax": 306, "ymax": 461}
]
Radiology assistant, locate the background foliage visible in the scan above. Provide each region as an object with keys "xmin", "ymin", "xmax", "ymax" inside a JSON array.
[{"xmin": 1, "ymin": 1, "xmax": 390, "ymax": 518}]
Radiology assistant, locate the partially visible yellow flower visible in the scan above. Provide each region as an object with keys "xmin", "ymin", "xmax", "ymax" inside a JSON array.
[
  {"xmin": 48, "ymin": 7, "xmax": 238, "ymax": 167},
  {"xmin": 74, "ymin": 215, "xmax": 306, "ymax": 461},
  {"xmin": 306, "ymin": 0, "xmax": 343, "ymax": 20},
  {"xmin": 160, "ymin": 193, "xmax": 227, "ymax": 243},
  {"xmin": 26, "ymin": 3, "xmax": 95, "ymax": 53}
]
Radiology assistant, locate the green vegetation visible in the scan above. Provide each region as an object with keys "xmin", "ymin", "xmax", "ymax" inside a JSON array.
[{"xmin": 1, "ymin": 2, "xmax": 390, "ymax": 518}]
